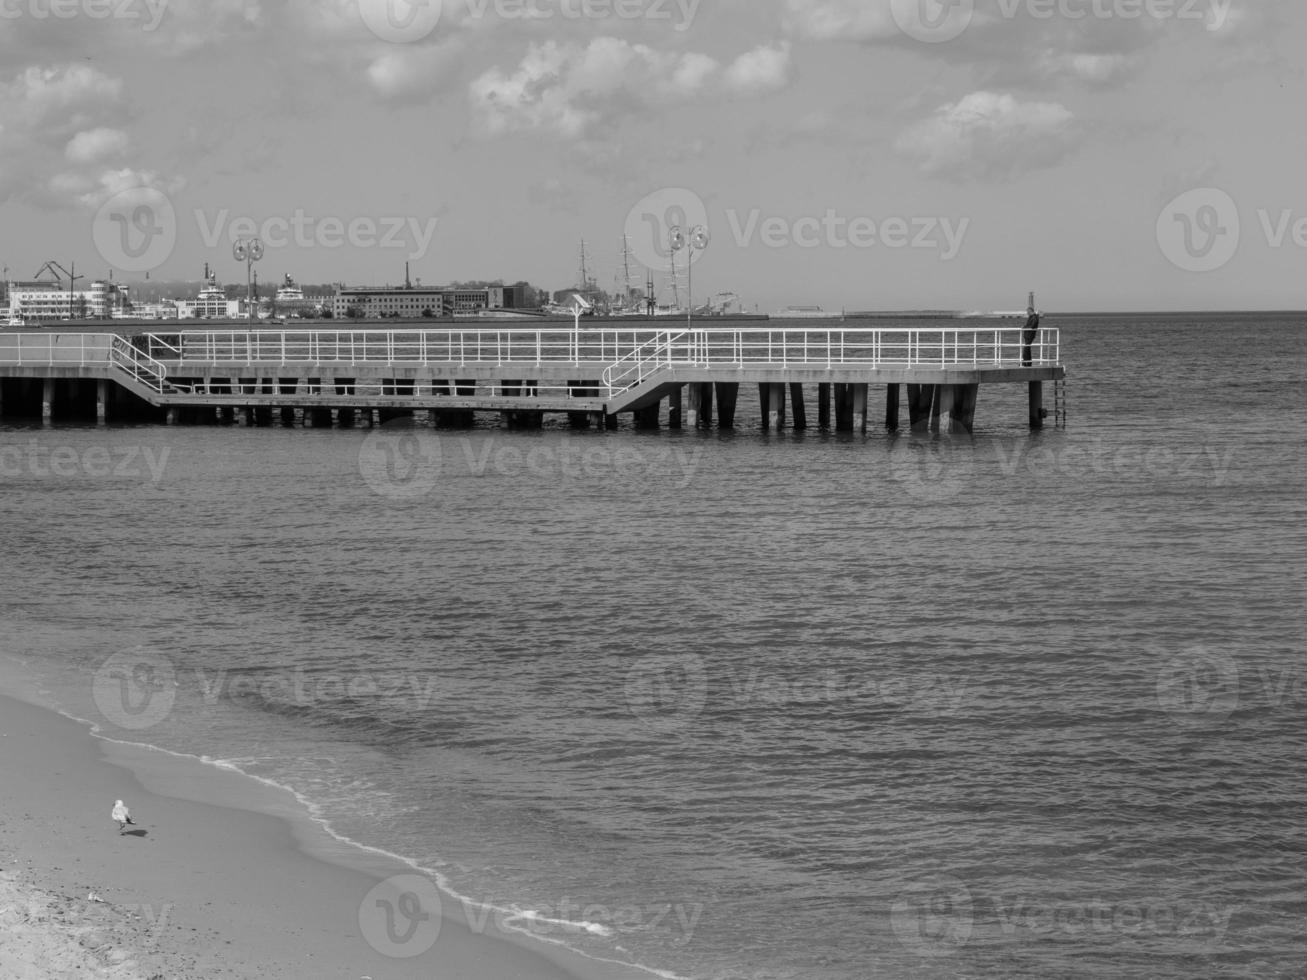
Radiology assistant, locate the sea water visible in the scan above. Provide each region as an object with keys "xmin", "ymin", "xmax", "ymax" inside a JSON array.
[{"xmin": 1, "ymin": 313, "xmax": 1305, "ymax": 979}]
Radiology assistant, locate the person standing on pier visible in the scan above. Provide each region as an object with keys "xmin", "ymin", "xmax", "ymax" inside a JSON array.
[{"xmin": 1021, "ymin": 306, "xmax": 1041, "ymax": 366}]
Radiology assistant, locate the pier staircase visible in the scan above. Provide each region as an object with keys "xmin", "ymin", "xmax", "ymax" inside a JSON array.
[{"xmin": 601, "ymin": 330, "xmax": 689, "ymax": 414}]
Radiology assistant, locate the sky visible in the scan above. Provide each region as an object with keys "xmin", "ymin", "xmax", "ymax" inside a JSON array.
[{"xmin": 0, "ymin": 0, "xmax": 1302, "ymax": 312}]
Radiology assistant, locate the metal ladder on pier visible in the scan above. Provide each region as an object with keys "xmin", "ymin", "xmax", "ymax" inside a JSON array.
[{"xmin": 1053, "ymin": 379, "xmax": 1067, "ymax": 427}]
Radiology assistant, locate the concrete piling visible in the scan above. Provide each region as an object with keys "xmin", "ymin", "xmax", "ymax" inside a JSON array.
[
  {"xmin": 789, "ymin": 383, "xmax": 807, "ymax": 430},
  {"xmin": 768, "ymin": 383, "xmax": 786, "ymax": 431},
  {"xmin": 1029, "ymin": 381, "xmax": 1044, "ymax": 430},
  {"xmin": 851, "ymin": 384, "xmax": 867, "ymax": 434},
  {"xmin": 885, "ymin": 384, "xmax": 900, "ymax": 431},
  {"xmin": 715, "ymin": 382, "xmax": 738, "ymax": 429},
  {"xmin": 818, "ymin": 383, "xmax": 831, "ymax": 430}
]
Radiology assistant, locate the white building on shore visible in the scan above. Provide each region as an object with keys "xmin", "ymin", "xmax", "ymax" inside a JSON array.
[{"xmin": 4, "ymin": 278, "xmax": 133, "ymax": 323}]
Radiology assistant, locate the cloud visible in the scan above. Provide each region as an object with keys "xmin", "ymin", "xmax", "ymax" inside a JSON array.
[
  {"xmin": 895, "ymin": 90, "xmax": 1078, "ymax": 180},
  {"xmin": 782, "ymin": 0, "xmax": 899, "ymax": 42},
  {"xmin": 366, "ymin": 43, "xmax": 464, "ymax": 103},
  {"xmin": 0, "ymin": 64, "xmax": 175, "ymax": 208},
  {"xmin": 65, "ymin": 127, "xmax": 132, "ymax": 164},
  {"xmin": 470, "ymin": 37, "xmax": 793, "ymax": 138},
  {"xmin": 725, "ymin": 42, "xmax": 794, "ymax": 96}
]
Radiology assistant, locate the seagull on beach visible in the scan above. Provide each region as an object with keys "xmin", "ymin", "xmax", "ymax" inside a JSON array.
[{"xmin": 111, "ymin": 800, "xmax": 135, "ymax": 832}]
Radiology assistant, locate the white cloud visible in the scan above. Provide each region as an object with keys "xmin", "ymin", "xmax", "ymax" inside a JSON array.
[
  {"xmin": 782, "ymin": 0, "xmax": 898, "ymax": 42},
  {"xmin": 65, "ymin": 127, "xmax": 132, "ymax": 164},
  {"xmin": 0, "ymin": 64, "xmax": 175, "ymax": 209},
  {"xmin": 725, "ymin": 42, "xmax": 794, "ymax": 97},
  {"xmin": 366, "ymin": 43, "xmax": 463, "ymax": 102},
  {"xmin": 895, "ymin": 90, "xmax": 1078, "ymax": 180},
  {"xmin": 470, "ymin": 37, "xmax": 793, "ymax": 138}
]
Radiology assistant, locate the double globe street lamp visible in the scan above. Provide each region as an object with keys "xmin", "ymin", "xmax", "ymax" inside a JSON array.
[
  {"xmin": 233, "ymin": 238, "xmax": 264, "ymax": 321},
  {"xmin": 669, "ymin": 224, "xmax": 709, "ymax": 327}
]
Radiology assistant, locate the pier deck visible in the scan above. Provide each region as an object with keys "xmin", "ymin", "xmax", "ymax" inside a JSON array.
[{"xmin": 0, "ymin": 325, "xmax": 1065, "ymax": 430}]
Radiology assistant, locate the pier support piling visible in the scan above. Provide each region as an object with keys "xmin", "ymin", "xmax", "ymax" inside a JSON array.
[
  {"xmin": 668, "ymin": 386, "xmax": 683, "ymax": 430},
  {"xmin": 715, "ymin": 382, "xmax": 738, "ymax": 429},
  {"xmin": 818, "ymin": 383, "xmax": 831, "ymax": 430},
  {"xmin": 1029, "ymin": 381, "xmax": 1044, "ymax": 430},
  {"xmin": 885, "ymin": 384, "xmax": 900, "ymax": 431},
  {"xmin": 96, "ymin": 380, "xmax": 108, "ymax": 423},
  {"xmin": 851, "ymin": 384, "xmax": 868, "ymax": 434},
  {"xmin": 42, "ymin": 379, "xmax": 54, "ymax": 421},
  {"xmin": 768, "ymin": 383, "xmax": 786, "ymax": 431},
  {"xmin": 789, "ymin": 383, "xmax": 807, "ymax": 430}
]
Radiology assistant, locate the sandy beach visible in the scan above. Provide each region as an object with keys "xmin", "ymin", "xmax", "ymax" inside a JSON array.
[{"xmin": 0, "ymin": 690, "xmax": 655, "ymax": 980}]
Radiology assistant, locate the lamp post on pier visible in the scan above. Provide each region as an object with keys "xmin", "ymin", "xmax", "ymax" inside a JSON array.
[
  {"xmin": 233, "ymin": 238, "xmax": 264, "ymax": 321},
  {"xmin": 669, "ymin": 224, "xmax": 709, "ymax": 329}
]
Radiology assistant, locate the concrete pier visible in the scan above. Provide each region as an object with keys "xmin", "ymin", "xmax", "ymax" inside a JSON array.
[{"xmin": 1, "ymin": 323, "xmax": 1065, "ymax": 435}]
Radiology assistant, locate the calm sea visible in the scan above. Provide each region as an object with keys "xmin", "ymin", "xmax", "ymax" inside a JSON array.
[{"xmin": 2, "ymin": 314, "xmax": 1305, "ymax": 979}]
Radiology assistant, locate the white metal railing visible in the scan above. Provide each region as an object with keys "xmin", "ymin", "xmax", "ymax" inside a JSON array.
[
  {"xmin": 601, "ymin": 330, "xmax": 686, "ymax": 394},
  {"xmin": 146, "ymin": 327, "xmax": 1060, "ymax": 373},
  {"xmin": 0, "ymin": 332, "xmax": 115, "ymax": 366},
  {"xmin": 109, "ymin": 336, "xmax": 171, "ymax": 393}
]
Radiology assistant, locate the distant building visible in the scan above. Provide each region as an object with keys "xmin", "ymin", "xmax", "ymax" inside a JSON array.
[
  {"xmin": 5, "ymin": 278, "xmax": 131, "ymax": 322},
  {"xmin": 332, "ymin": 284, "xmax": 524, "ymax": 319}
]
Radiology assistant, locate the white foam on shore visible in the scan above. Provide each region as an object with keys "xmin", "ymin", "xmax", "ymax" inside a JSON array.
[{"xmin": 0, "ymin": 677, "xmax": 690, "ymax": 980}]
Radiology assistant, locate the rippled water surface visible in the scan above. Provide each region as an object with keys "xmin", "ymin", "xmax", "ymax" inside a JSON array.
[{"xmin": 2, "ymin": 314, "xmax": 1305, "ymax": 979}]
